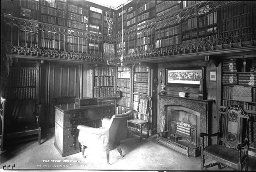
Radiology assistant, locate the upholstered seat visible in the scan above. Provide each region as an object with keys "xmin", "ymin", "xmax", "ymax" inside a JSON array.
[
  {"xmin": 77, "ymin": 110, "xmax": 132, "ymax": 164},
  {"xmin": 204, "ymin": 144, "xmax": 240, "ymax": 164}
]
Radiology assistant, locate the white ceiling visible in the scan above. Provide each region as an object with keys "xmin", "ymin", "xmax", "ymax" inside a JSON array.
[{"xmin": 85, "ymin": 0, "xmax": 129, "ymax": 9}]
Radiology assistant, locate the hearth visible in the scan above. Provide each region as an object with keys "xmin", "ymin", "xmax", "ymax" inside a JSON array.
[{"xmin": 156, "ymin": 95, "xmax": 213, "ymax": 157}]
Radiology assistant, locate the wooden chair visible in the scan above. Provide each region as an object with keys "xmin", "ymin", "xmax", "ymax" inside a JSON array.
[
  {"xmin": 127, "ymin": 94, "xmax": 151, "ymax": 141},
  {"xmin": 77, "ymin": 110, "xmax": 132, "ymax": 164},
  {"xmin": 200, "ymin": 105, "xmax": 250, "ymax": 171}
]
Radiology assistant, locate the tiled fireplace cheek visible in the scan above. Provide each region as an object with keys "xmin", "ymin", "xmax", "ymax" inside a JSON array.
[{"xmin": 158, "ymin": 96, "xmax": 213, "ymax": 147}]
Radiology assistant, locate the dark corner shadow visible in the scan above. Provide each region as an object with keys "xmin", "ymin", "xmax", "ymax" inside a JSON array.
[
  {"xmin": 0, "ymin": 140, "xmax": 36, "ymax": 165},
  {"xmin": 0, "ymin": 127, "xmax": 54, "ymax": 165}
]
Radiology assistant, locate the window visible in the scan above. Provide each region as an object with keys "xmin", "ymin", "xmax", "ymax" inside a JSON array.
[
  {"xmin": 90, "ymin": 6, "xmax": 102, "ymax": 14},
  {"xmin": 90, "ymin": 11, "xmax": 102, "ymax": 19},
  {"xmin": 183, "ymin": 1, "xmax": 187, "ymax": 8}
]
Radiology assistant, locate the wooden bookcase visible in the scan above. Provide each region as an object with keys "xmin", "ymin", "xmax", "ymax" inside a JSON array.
[
  {"xmin": 4, "ymin": 61, "xmax": 39, "ymax": 101},
  {"xmin": 3, "ymin": 61, "xmax": 41, "ymax": 147},
  {"xmin": 93, "ymin": 66, "xmax": 116, "ymax": 98},
  {"xmin": 131, "ymin": 64, "xmax": 152, "ymax": 137},
  {"xmin": 221, "ymin": 57, "xmax": 256, "ymax": 153},
  {"xmin": 116, "ymin": 66, "xmax": 132, "ymax": 114}
]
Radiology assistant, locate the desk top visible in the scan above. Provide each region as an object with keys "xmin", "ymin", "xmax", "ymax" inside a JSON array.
[{"xmin": 55, "ymin": 103, "xmax": 114, "ymax": 113}]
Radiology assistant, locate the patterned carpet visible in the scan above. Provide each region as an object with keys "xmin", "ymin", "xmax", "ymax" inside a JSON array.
[{"xmin": 1, "ymin": 129, "xmax": 256, "ymax": 171}]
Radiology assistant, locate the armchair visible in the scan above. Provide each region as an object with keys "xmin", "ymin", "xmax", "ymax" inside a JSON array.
[
  {"xmin": 200, "ymin": 105, "xmax": 250, "ymax": 171},
  {"xmin": 77, "ymin": 110, "xmax": 132, "ymax": 164}
]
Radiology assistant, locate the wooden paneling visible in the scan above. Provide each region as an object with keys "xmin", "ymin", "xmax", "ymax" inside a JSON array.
[
  {"xmin": 44, "ymin": 62, "xmax": 81, "ymax": 127},
  {"xmin": 69, "ymin": 67, "xmax": 76, "ymax": 96},
  {"xmin": 54, "ymin": 66, "xmax": 62, "ymax": 98},
  {"xmin": 61, "ymin": 67, "xmax": 69, "ymax": 97}
]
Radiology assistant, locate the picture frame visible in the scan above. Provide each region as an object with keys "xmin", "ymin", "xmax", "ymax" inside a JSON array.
[
  {"xmin": 210, "ymin": 71, "xmax": 217, "ymax": 81},
  {"xmin": 166, "ymin": 69, "xmax": 202, "ymax": 85}
]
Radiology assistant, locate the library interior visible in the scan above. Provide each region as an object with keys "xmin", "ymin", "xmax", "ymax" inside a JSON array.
[{"xmin": 0, "ymin": 0, "xmax": 256, "ymax": 171}]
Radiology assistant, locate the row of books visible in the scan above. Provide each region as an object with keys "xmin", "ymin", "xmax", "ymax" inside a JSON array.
[
  {"xmin": 222, "ymin": 73, "xmax": 256, "ymax": 86},
  {"xmin": 155, "ymin": 35, "xmax": 181, "ymax": 48},
  {"xmin": 181, "ymin": 17, "xmax": 198, "ymax": 32},
  {"xmin": 94, "ymin": 76, "xmax": 114, "ymax": 87},
  {"xmin": 222, "ymin": 73, "xmax": 238, "ymax": 84},
  {"xmin": 20, "ymin": 0, "xmax": 39, "ymax": 11},
  {"xmin": 156, "ymin": 1, "xmax": 179, "ymax": 13},
  {"xmin": 134, "ymin": 83, "xmax": 148, "ymax": 94},
  {"xmin": 134, "ymin": 73, "xmax": 148, "ymax": 83},
  {"xmin": 238, "ymin": 73, "xmax": 256, "ymax": 86},
  {"xmin": 95, "ymin": 67, "xmax": 115, "ymax": 76},
  {"xmin": 198, "ymin": 11, "xmax": 217, "ymax": 29},
  {"xmin": 5, "ymin": 87, "xmax": 37, "ymax": 100},
  {"xmin": 156, "ymin": 3, "xmax": 180, "ymax": 18},
  {"xmin": 67, "ymin": 20, "xmax": 88, "ymax": 30},
  {"xmin": 156, "ymin": 25, "xmax": 180, "ymax": 38},
  {"xmin": 220, "ymin": 14, "xmax": 252, "ymax": 32},
  {"xmin": 220, "ymin": 2, "xmax": 253, "ymax": 20},
  {"xmin": 134, "ymin": 65, "xmax": 149, "ymax": 73},
  {"xmin": 222, "ymin": 100, "xmax": 256, "ymax": 111},
  {"xmin": 93, "ymin": 87, "xmax": 115, "ymax": 98},
  {"xmin": 8, "ymin": 68, "xmax": 37, "ymax": 87}
]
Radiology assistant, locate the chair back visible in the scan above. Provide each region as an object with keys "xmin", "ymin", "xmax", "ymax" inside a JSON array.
[
  {"xmin": 108, "ymin": 110, "xmax": 132, "ymax": 149},
  {"xmin": 135, "ymin": 94, "xmax": 151, "ymax": 121},
  {"xmin": 220, "ymin": 105, "xmax": 249, "ymax": 149}
]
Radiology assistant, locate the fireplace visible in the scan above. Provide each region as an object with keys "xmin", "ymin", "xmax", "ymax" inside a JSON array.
[{"xmin": 156, "ymin": 95, "xmax": 213, "ymax": 157}]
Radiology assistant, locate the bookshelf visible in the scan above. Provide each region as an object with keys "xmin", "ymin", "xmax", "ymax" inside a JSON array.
[
  {"xmin": 131, "ymin": 64, "xmax": 152, "ymax": 137},
  {"xmin": 218, "ymin": 2, "xmax": 255, "ymax": 46},
  {"xmin": 5, "ymin": 62, "xmax": 39, "ymax": 101},
  {"xmin": 221, "ymin": 58, "xmax": 256, "ymax": 151},
  {"xmin": 93, "ymin": 66, "xmax": 116, "ymax": 98},
  {"xmin": 116, "ymin": 66, "xmax": 131, "ymax": 114},
  {"xmin": 155, "ymin": 1, "xmax": 181, "ymax": 53}
]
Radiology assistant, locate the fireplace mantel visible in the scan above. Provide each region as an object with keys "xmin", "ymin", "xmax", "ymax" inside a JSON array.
[{"xmin": 157, "ymin": 95, "xmax": 214, "ymax": 156}]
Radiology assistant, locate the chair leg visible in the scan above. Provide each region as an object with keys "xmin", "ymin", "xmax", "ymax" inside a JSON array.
[
  {"xmin": 217, "ymin": 163, "xmax": 222, "ymax": 169},
  {"xmin": 81, "ymin": 145, "xmax": 86, "ymax": 157},
  {"xmin": 106, "ymin": 150, "xmax": 110, "ymax": 164},
  {"xmin": 117, "ymin": 147, "xmax": 123, "ymax": 157},
  {"xmin": 245, "ymin": 162, "xmax": 248, "ymax": 171},
  {"xmin": 140, "ymin": 125, "xmax": 142, "ymax": 142},
  {"xmin": 38, "ymin": 127, "xmax": 41, "ymax": 145},
  {"xmin": 201, "ymin": 153, "xmax": 205, "ymax": 170}
]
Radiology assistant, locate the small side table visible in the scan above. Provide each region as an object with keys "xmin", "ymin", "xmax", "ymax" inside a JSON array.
[{"xmin": 127, "ymin": 119, "xmax": 149, "ymax": 142}]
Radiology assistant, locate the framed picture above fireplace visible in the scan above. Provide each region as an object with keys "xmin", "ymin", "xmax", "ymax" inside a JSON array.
[{"xmin": 166, "ymin": 69, "xmax": 202, "ymax": 85}]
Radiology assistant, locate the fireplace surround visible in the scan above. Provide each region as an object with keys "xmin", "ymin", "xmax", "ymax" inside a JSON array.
[{"xmin": 157, "ymin": 95, "xmax": 214, "ymax": 157}]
